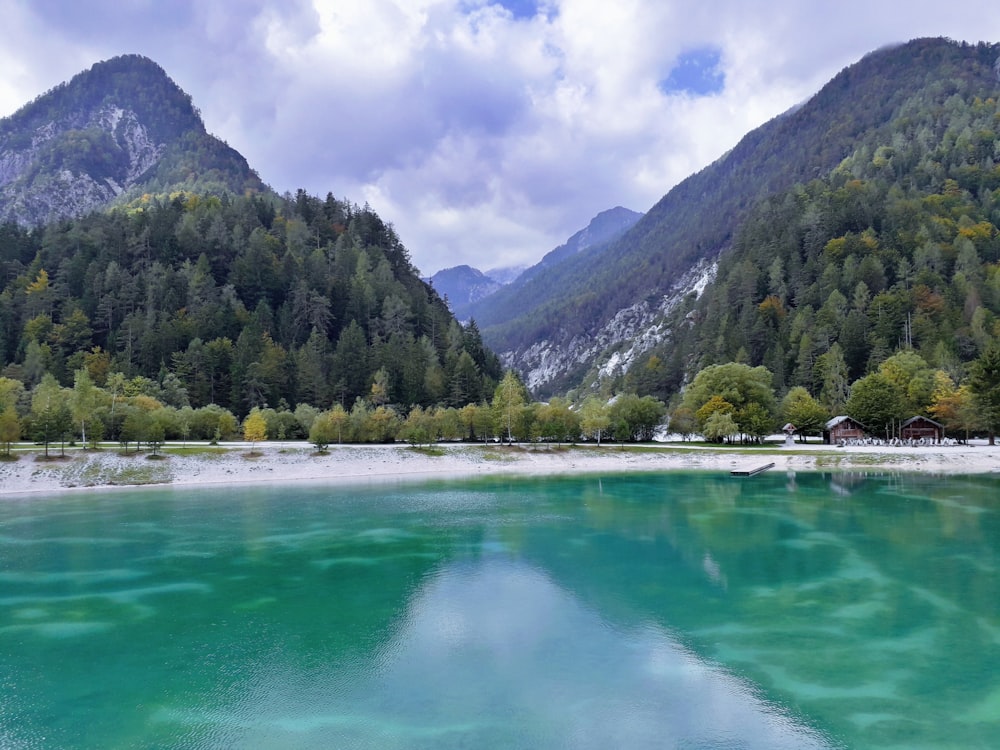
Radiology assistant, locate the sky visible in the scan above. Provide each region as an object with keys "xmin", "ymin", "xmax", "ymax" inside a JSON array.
[{"xmin": 0, "ymin": 1, "xmax": 998, "ymax": 276}]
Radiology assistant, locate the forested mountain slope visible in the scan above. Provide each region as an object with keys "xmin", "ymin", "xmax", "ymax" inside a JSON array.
[
  {"xmin": 615, "ymin": 40, "xmax": 1000, "ymax": 405},
  {"xmin": 0, "ymin": 190, "xmax": 501, "ymax": 416},
  {"xmin": 0, "ymin": 58, "xmax": 502, "ymax": 427},
  {"xmin": 482, "ymin": 38, "xmax": 1000, "ymax": 396},
  {"xmin": 0, "ymin": 54, "xmax": 261, "ymax": 226}
]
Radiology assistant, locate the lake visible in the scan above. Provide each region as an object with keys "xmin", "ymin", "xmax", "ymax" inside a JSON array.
[{"xmin": 1, "ymin": 470, "xmax": 998, "ymax": 748}]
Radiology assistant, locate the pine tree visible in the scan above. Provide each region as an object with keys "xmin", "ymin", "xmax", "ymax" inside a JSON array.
[{"xmin": 968, "ymin": 344, "xmax": 1000, "ymax": 445}]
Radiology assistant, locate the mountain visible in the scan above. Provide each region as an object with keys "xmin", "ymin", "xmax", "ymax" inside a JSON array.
[
  {"xmin": 0, "ymin": 54, "xmax": 261, "ymax": 226},
  {"xmin": 625, "ymin": 38, "xmax": 1000, "ymax": 406},
  {"xmin": 483, "ymin": 265, "xmax": 528, "ymax": 285},
  {"xmin": 427, "ymin": 265, "xmax": 503, "ymax": 310},
  {"xmin": 430, "ymin": 205, "xmax": 642, "ymax": 316},
  {"xmin": 461, "ymin": 206, "xmax": 644, "ymax": 332},
  {"xmin": 471, "ymin": 38, "xmax": 1000, "ymax": 396},
  {"xmin": 0, "ymin": 58, "xmax": 502, "ymax": 424},
  {"xmin": 518, "ymin": 206, "xmax": 643, "ymax": 282}
]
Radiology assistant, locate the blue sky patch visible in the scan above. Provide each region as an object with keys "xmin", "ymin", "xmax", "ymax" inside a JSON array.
[
  {"xmin": 493, "ymin": 0, "xmax": 540, "ymax": 20},
  {"xmin": 659, "ymin": 47, "xmax": 725, "ymax": 96}
]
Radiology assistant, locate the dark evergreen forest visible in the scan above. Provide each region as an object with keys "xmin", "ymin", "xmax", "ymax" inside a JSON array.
[
  {"xmin": 604, "ymin": 42, "xmax": 1000, "ymax": 411},
  {"xmin": 0, "ymin": 189, "xmax": 502, "ymax": 419}
]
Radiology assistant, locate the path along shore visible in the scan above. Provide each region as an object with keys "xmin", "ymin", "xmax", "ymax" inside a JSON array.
[{"xmin": 3, "ymin": 439, "xmax": 999, "ymax": 497}]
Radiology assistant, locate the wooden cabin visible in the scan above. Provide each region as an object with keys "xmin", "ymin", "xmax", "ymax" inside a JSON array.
[
  {"xmin": 823, "ymin": 416, "xmax": 867, "ymax": 444},
  {"xmin": 899, "ymin": 416, "xmax": 944, "ymax": 443}
]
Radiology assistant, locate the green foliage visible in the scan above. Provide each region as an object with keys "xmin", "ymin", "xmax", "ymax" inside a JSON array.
[
  {"xmin": 608, "ymin": 394, "xmax": 666, "ymax": 442},
  {"xmin": 682, "ymin": 363, "xmax": 777, "ymax": 425},
  {"xmin": 459, "ymin": 402, "xmax": 493, "ymax": 443},
  {"xmin": 579, "ymin": 396, "xmax": 611, "ymax": 444},
  {"xmin": 492, "ymin": 371, "xmax": 529, "ymax": 442},
  {"xmin": 308, "ymin": 411, "xmax": 337, "ymax": 451},
  {"xmin": 877, "ymin": 351, "xmax": 936, "ymax": 416},
  {"xmin": 0, "ymin": 188, "xmax": 500, "ymax": 419},
  {"xmin": 0, "ymin": 406, "xmax": 21, "ymax": 456},
  {"xmin": 473, "ymin": 40, "xmax": 1000, "ymax": 395},
  {"xmin": 120, "ymin": 407, "xmax": 151, "ymax": 454},
  {"xmin": 737, "ymin": 402, "xmax": 774, "ymax": 444},
  {"xmin": 0, "ymin": 377, "xmax": 25, "ymax": 413},
  {"xmin": 459, "ymin": 39, "xmax": 1000, "ymax": 409},
  {"xmin": 31, "ymin": 374, "xmax": 71, "ymax": 457},
  {"xmin": 534, "ymin": 397, "xmax": 580, "ymax": 444},
  {"xmin": 845, "ymin": 373, "xmax": 904, "ymax": 439},
  {"xmin": 398, "ymin": 405, "xmax": 435, "ymax": 446},
  {"xmin": 703, "ymin": 411, "xmax": 739, "ymax": 443},
  {"xmin": 968, "ymin": 344, "xmax": 1000, "ymax": 442},
  {"xmin": 667, "ymin": 405, "xmax": 697, "ymax": 441},
  {"xmin": 780, "ymin": 387, "xmax": 830, "ymax": 441},
  {"xmin": 695, "ymin": 395, "xmax": 735, "ymax": 436}
]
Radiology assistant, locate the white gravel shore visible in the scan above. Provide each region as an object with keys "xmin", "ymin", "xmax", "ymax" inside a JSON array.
[{"xmin": 2, "ymin": 439, "xmax": 999, "ymax": 497}]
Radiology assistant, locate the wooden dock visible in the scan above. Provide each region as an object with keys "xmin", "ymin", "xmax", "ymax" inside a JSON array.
[{"xmin": 731, "ymin": 462, "xmax": 775, "ymax": 477}]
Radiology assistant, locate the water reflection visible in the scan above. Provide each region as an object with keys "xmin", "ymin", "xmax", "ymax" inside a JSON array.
[
  {"xmin": 2, "ymin": 473, "xmax": 999, "ymax": 748},
  {"xmin": 168, "ymin": 558, "xmax": 836, "ymax": 749},
  {"xmin": 380, "ymin": 559, "xmax": 835, "ymax": 749}
]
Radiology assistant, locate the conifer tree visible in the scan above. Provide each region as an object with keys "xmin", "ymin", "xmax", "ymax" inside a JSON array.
[{"xmin": 968, "ymin": 344, "xmax": 1000, "ymax": 445}]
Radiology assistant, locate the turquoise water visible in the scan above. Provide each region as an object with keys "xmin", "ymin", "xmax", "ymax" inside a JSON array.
[{"xmin": 1, "ymin": 470, "xmax": 999, "ymax": 748}]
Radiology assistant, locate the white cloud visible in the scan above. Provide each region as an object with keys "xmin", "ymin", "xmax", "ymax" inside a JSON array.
[{"xmin": 1, "ymin": 0, "xmax": 999, "ymax": 274}]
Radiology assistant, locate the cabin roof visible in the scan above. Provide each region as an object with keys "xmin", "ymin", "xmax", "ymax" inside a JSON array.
[
  {"xmin": 900, "ymin": 415, "xmax": 944, "ymax": 429},
  {"xmin": 825, "ymin": 415, "xmax": 864, "ymax": 430}
]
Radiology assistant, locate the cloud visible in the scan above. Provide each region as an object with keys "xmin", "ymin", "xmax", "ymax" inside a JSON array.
[{"xmin": 1, "ymin": 1, "xmax": 999, "ymax": 274}]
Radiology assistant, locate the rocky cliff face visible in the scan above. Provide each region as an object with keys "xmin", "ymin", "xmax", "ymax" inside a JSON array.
[
  {"xmin": 502, "ymin": 259, "xmax": 716, "ymax": 393},
  {"xmin": 0, "ymin": 105, "xmax": 162, "ymax": 224},
  {"xmin": 0, "ymin": 54, "xmax": 260, "ymax": 226}
]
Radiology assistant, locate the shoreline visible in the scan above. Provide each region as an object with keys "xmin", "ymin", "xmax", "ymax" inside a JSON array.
[{"xmin": 2, "ymin": 440, "xmax": 1000, "ymax": 497}]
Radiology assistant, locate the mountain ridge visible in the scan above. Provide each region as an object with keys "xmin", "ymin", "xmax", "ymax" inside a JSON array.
[
  {"xmin": 0, "ymin": 54, "xmax": 261, "ymax": 226},
  {"xmin": 426, "ymin": 264, "xmax": 503, "ymax": 310},
  {"xmin": 472, "ymin": 37, "xmax": 1000, "ymax": 396}
]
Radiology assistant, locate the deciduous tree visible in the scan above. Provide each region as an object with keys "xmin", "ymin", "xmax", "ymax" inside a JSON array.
[
  {"xmin": 579, "ymin": 396, "xmax": 610, "ymax": 445},
  {"xmin": 781, "ymin": 387, "xmax": 830, "ymax": 442},
  {"xmin": 846, "ymin": 373, "xmax": 904, "ymax": 440},
  {"xmin": 0, "ymin": 406, "xmax": 21, "ymax": 457},
  {"xmin": 242, "ymin": 408, "xmax": 268, "ymax": 454},
  {"xmin": 492, "ymin": 371, "xmax": 528, "ymax": 443}
]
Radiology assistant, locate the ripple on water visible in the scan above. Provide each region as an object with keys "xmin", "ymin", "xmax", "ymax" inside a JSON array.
[
  {"xmin": 960, "ymin": 684, "xmax": 1000, "ymax": 723},
  {"xmin": 830, "ymin": 599, "xmax": 889, "ymax": 620},
  {"xmin": 0, "ymin": 621, "xmax": 113, "ymax": 639},
  {"xmin": 0, "ymin": 581, "xmax": 211, "ymax": 608},
  {"xmin": 758, "ymin": 662, "xmax": 901, "ymax": 702},
  {"xmin": 0, "ymin": 534, "xmax": 137, "ymax": 546},
  {"xmin": 848, "ymin": 711, "xmax": 907, "ymax": 729},
  {"xmin": 233, "ymin": 597, "xmax": 277, "ymax": 611},
  {"xmin": 12, "ymin": 608, "xmax": 47, "ymax": 620},
  {"xmin": 312, "ymin": 557, "xmax": 378, "ymax": 569},
  {"xmin": 355, "ymin": 527, "xmax": 413, "ymax": 543},
  {"xmin": 257, "ymin": 528, "xmax": 340, "ymax": 546},
  {"xmin": 0, "ymin": 569, "xmax": 150, "ymax": 586}
]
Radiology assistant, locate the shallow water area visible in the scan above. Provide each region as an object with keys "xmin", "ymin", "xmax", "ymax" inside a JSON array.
[{"xmin": 1, "ymin": 470, "xmax": 998, "ymax": 748}]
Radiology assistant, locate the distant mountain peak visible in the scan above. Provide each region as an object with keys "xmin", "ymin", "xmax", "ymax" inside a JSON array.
[
  {"xmin": 0, "ymin": 54, "xmax": 260, "ymax": 226},
  {"xmin": 468, "ymin": 37, "xmax": 1000, "ymax": 396},
  {"xmin": 514, "ymin": 205, "xmax": 643, "ymax": 284},
  {"xmin": 427, "ymin": 265, "xmax": 503, "ymax": 310}
]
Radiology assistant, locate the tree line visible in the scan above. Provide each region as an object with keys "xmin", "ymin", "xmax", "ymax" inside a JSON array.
[
  {"xmin": 611, "ymin": 77, "xmax": 1000, "ymax": 438},
  {"xmin": 0, "ymin": 188, "xmax": 503, "ymax": 427},
  {"xmin": 666, "ymin": 346, "xmax": 1000, "ymax": 446},
  {"xmin": 0, "ymin": 368, "xmax": 671, "ymax": 456}
]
